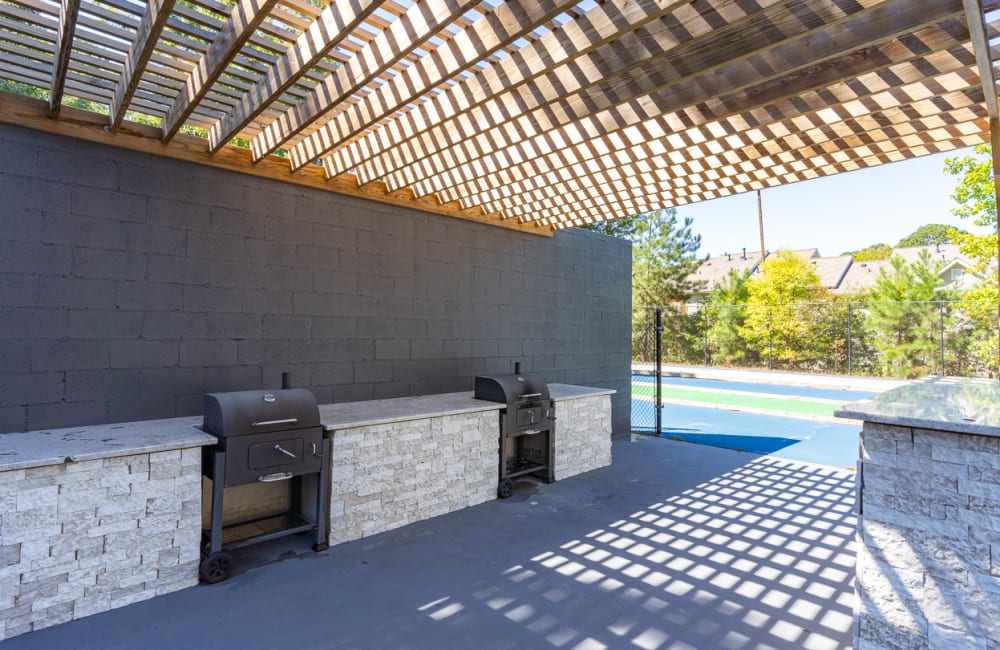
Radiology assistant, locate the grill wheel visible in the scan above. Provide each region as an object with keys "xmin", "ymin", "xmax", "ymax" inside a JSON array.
[{"xmin": 199, "ymin": 552, "xmax": 233, "ymax": 584}]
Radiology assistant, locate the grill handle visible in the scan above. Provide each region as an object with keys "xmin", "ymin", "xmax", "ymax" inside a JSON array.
[
  {"xmin": 519, "ymin": 393, "xmax": 542, "ymax": 399},
  {"xmin": 251, "ymin": 418, "xmax": 298, "ymax": 428},
  {"xmin": 258, "ymin": 472, "xmax": 293, "ymax": 482},
  {"xmin": 274, "ymin": 444, "xmax": 297, "ymax": 459}
]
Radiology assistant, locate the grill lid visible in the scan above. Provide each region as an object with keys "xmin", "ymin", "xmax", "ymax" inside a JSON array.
[
  {"xmin": 474, "ymin": 373, "xmax": 550, "ymax": 404},
  {"xmin": 203, "ymin": 388, "xmax": 320, "ymax": 437}
]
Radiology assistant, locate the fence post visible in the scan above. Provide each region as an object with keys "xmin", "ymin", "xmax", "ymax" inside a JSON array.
[
  {"xmin": 939, "ymin": 301, "xmax": 945, "ymax": 375},
  {"xmin": 703, "ymin": 307, "xmax": 709, "ymax": 366},
  {"xmin": 767, "ymin": 310, "xmax": 773, "ymax": 371},
  {"xmin": 847, "ymin": 303, "xmax": 853, "ymax": 376},
  {"xmin": 655, "ymin": 306, "xmax": 663, "ymax": 437}
]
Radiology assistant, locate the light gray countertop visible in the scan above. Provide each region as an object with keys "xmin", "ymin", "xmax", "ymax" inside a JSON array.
[
  {"xmin": 834, "ymin": 376, "xmax": 1000, "ymax": 437},
  {"xmin": 320, "ymin": 383, "xmax": 615, "ymax": 431},
  {"xmin": 0, "ymin": 417, "xmax": 215, "ymax": 472},
  {"xmin": 0, "ymin": 384, "xmax": 617, "ymax": 469}
]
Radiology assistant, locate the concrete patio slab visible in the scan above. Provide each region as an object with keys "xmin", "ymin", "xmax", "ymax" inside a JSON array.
[{"xmin": 4, "ymin": 436, "xmax": 856, "ymax": 650}]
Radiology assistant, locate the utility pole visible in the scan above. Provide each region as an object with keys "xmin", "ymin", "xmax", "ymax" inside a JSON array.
[{"xmin": 757, "ymin": 189, "xmax": 766, "ymax": 268}]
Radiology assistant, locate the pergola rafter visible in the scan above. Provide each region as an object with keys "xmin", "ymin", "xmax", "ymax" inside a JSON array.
[
  {"xmin": 385, "ymin": 1, "xmax": 965, "ymax": 201},
  {"xmin": 1, "ymin": 0, "xmax": 999, "ymax": 232},
  {"xmin": 443, "ymin": 41, "xmax": 981, "ymax": 212}
]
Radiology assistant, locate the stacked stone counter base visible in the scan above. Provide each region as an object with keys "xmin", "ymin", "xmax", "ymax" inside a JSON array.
[
  {"xmin": 0, "ymin": 420, "xmax": 214, "ymax": 641},
  {"xmin": 327, "ymin": 411, "xmax": 498, "ymax": 545},
  {"xmin": 550, "ymin": 385, "xmax": 614, "ymax": 481},
  {"xmin": 1, "ymin": 383, "xmax": 614, "ymax": 641},
  {"xmin": 837, "ymin": 377, "xmax": 1000, "ymax": 650},
  {"xmin": 321, "ymin": 384, "xmax": 615, "ymax": 546}
]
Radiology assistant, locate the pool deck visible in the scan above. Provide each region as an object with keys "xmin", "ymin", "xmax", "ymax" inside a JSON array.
[{"xmin": 4, "ymin": 435, "xmax": 856, "ymax": 650}]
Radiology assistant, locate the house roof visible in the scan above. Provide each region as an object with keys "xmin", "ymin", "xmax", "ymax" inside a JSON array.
[
  {"xmin": 0, "ymin": 0, "xmax": 995, "ymax": 232},
  {"xmin": 804, "ymin": 255, "xmax": 854, "ymax": 290},
  {"xmin": 834, "ymin": 244, "xmax": 978, "ymax": 294},
  {"xmin": 689, "ymin": 252, "xmax": 763, "ymax": 294}
]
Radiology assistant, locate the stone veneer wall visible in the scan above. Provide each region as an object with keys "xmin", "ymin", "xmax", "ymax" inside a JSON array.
[
  {"xmin": 553, "ymin": 395, "xmax": 612, "ymax": 481},
  {"xmin": 0, "ymin": 448, "xmax": 202, "ymax": 641},
  {"xmin": 328, "ymin": 410, "xmax": 498, "ymax": 545},
  {"xmin": 856, "ymin": 421, "xmax": 1000, "ymax": 649}
]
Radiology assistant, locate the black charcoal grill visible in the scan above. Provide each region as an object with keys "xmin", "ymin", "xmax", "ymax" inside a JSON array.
[
  {"xmin": 200, "ymin": 388, "xmax": 330, "ymax": 583},
  {"xmin": 475, "ymin": 371, "xmax": 555, "ymax": 498}
]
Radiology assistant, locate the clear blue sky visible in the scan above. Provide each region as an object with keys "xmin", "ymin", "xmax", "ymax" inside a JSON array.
[{"xmin": 676, "ymin": 148, "xmax": 992, "ymax": 258}]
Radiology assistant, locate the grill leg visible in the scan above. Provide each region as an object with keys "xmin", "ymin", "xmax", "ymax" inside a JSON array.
[
  {"xmin": 208, "ymin": 450, "xmax": 226, "ymax": 556},
  {"xmin": 313, "ymin": 438, "xmax": 331, "ymax": 552}
]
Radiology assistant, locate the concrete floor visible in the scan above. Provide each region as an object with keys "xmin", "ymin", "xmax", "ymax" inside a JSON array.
[{"xmin": 6, "ymin": 436, "xmax": 857, "ymax": 650}]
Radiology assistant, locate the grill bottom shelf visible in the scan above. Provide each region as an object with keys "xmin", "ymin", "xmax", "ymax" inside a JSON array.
[
  {"xmin": 209, "ymin": 513, "xmax": 315, "ymax": 550},
  {"xmin": 504, "ymin": 460, "xmax": 549, "ymax": 479}
]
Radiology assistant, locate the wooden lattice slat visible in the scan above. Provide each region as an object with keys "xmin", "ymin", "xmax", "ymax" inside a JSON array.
[{"xmin": 0, "ymin": 0, "xmax": 995, "ymax": 233}]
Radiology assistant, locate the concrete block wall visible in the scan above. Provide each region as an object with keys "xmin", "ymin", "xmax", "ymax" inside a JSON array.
[
  {"xmin": 553, "ymin": 395, "xmax": 613, "ymax": 481},
  {"xmin": 0, "ymin": 123, "xmax": 631, "ymax": 435},
  {"xmin": 327, "ymin": 410, "xmax": 498, "ymax": 545},
  {"xmin": 0, "ymin": 448, "xmax": 202, "ymax": 641},
  {"xmin": 856, "ymin": 421, "xmax": 1000, "ymax": 649}
]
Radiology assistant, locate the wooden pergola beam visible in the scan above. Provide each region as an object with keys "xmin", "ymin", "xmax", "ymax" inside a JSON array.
[
  {"xmin": 523, "ymin": 121, "xmax": 986, "ymax": 226},
  {"xmin": 278, "ymin": 0, "xmax": 579, "ymax": 170},
  {"xmin": 48, "ymin": 0, "xmax": 80, "ymax": 118},
  {"xmin": 963, "ymin": 0, "xmax": 999, "ymax": 118},
  {"xmin": 464, "ymin": 60, "xmax": 981, "ymax": 212},
  {"xmin": 423, "ymin": 27, "xmax": 973, "ymax": 209},
  {"xmin": 161, "ymin": 0, "xmax": 280, "ymax": 142},
  {"xmin": 206, "ymin": 0, "xmax": 382, "ymax": 152},
  {"xmin": 0, "ymin": 92, "xmax": 549, "ymax": 236},
  {"xmin": 388, "ymin": 0, "xmax": 964, "ymax": 202},
  {"xmin": 250, "ymin": 0, "xmax": 482, "ymax": 163},
  {"xmin": 109, "ymin": 0, "xmax": 178, "ymax": 131},
  {"xmin": 321, "ymin": 0, "xmax": 694, "ymax": 179},
  {"xmin": 534, "ymin": 129, "xmax": 986, "ymax": 229},
  {"xmin": 493, "ymin": 94, "xmax": 986, "ymax": 220}
]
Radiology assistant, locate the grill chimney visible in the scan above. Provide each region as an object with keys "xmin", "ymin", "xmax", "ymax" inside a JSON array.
[{"xmin": 742, "ymin": 247, "xmax": 746, "ymax": 260}]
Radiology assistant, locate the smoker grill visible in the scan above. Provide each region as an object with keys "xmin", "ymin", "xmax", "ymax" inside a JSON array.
[
  {"xmin": 200, "ymin": 388, "xmax": 330, "ymax": 583},
  {"xmin": 475, "ymin": 372, "xmax": 556, "ymax": 498}
]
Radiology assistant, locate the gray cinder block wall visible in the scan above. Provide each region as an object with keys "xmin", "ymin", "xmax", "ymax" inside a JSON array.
[{"xmin": 0, "ymin": 123, "xmax": 631, "ymax": 434}]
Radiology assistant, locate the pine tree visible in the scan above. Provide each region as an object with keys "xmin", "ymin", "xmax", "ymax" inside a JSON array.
[{"xmin": 867, "ymin": 251, "xmax": 952, "ymax": 378}]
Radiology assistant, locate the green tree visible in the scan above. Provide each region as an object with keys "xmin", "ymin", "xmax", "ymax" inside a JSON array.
[
  {"xmin": 581, "ymin": 215, "xmax": 644, "ymax": 239},
  {"xmin": 631, "ymin": 208, "xmax": 705, "ymax": 307},
  {"xmin": 897, "ymin": 223, "xmax": 968, "ymax": 247},
  {"xmin": 741, "ymin": 251, "xmax": 828, "ymax": 367},
  {"xmin": 944, "ymin": 144, "xmax": 999, "ymax": 374},
  {"xmin": 867, "ymin": 251, "xmax": 953, "ymax": 378},
  {"xmin": 843, "ymin": 243, "xmax": 891, "ymax": 261},
  {"xmin": 706, "ymin": 268, "xmax": 754, "ymax": 365}
]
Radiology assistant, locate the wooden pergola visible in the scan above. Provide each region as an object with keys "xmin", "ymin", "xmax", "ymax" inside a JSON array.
[{"xmin": 1, "ymin": 0, "xmax": 998, "ymax": 235}]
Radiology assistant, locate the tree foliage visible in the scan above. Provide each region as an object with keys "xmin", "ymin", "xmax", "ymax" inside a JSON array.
[
  {"xmin": 945, "ymin": 144, "xmax": 999, "ymax": 373},
  {"xmin": 740, "ymin": 251, "xmax": 828, "ymax": 366},
  {"xmin": 867, "ymin": 251, "xmax": 952, "ymax": 378},
  {"xmin": 897, "ymin": 223, "xmax": 967, "ymax": 247},
  {"xmin": 706, "ymin": 269, "xmax": 753, "ymax": 365},
  {"xmin": 581, "ymin": 215, "xmax": 644, "ymax": 239},
  {"xmin": 845, "ymin": 243, "xmax": 892, "ymax": 261},
  {"xmin": 630, "ymin": 209, "xmax": 705, "ymax": 307}
]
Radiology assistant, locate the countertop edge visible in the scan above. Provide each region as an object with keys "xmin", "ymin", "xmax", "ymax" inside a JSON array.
[
  {"xmin": 0, "ymin": 427, "xmax": 215, "ymax": 473},
  {"xmin": 322, "ymin": 401, "xmax": 503, "ymax": 431},
  {"xmin": 834, "ymin": 407, "xmax": 1000, "ymax": 438}
]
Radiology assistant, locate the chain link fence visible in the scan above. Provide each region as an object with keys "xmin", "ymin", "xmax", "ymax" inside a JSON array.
[{"xmin": 633, "ymin": 300, "xmax": 998, "ymax": 379}]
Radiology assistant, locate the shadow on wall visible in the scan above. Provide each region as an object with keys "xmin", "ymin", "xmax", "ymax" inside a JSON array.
[{"xmin": 415, "ymin": 454, "xmax": 857, "ymax": 649}]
